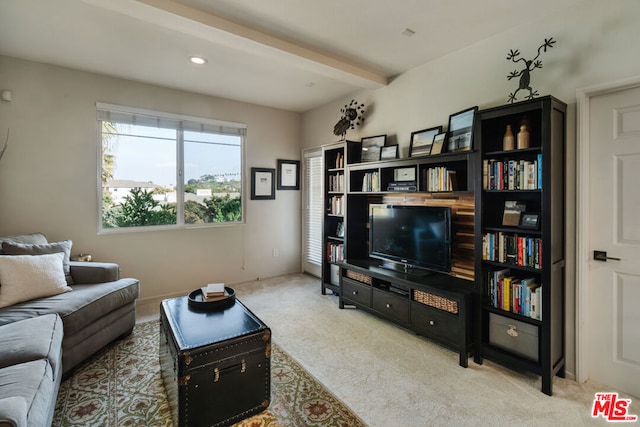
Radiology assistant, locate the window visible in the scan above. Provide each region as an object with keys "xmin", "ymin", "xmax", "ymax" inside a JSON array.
[{"xmin": 97, "ymin": 103, "xmax": 246, "ymax": 232}]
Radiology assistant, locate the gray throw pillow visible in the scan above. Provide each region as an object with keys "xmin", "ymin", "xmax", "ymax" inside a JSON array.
[
  {"xmin": 1, "ymin": 240, "xmax": 74, "ymax": 285},
  {"xmin": 0, "ymin": 233, "xmax": 48, "ymax": 254}
]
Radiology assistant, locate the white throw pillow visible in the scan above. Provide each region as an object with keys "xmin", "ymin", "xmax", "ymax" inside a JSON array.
[
  {"xmin": 1, "ymin": 240, "xmax": 74, "ymax": 284},
  {"xmin": 0, "ymin": 253, "xmax": 72, "ymax": 308}
]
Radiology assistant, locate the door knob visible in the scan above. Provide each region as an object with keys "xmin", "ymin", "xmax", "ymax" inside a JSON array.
[{"xmin": 594, "ymin": 250, "xmax": 621, "ymax": 262}]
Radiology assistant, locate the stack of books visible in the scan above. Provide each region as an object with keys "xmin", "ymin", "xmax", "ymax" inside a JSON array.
[{"xmin": 201, "ymin": 283, "xmax": 229, "ymax": 302}]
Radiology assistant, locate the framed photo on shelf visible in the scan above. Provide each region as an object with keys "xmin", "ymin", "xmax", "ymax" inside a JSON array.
[
  {"xmin": 521, "ymin": 212, "xmax": 540, "ymax": 229},
  {"xmin": 251, "ymin": 167, "xmax": 275, "ymax": 200},
  {"xmin": 409, "ymin": 126, "xmax": 442, "ymax": 157},
  {"xmin": 502, "ymin": 201, "xmax": 526, "ymax": 226},
  {"xmin": 380, "ymin": 144, "xmax": 399, "ymax": 160},
  {"xmin": 394, "ymin": 167, "xmax": 416, "ymax": 182},
  {"xmin": 430, "ymin": 132, "xmax": 447, "ymax": 155},
  {"xmin": 277, "ymin": 159, "xmax": 300, "ymax": 190},
  {"xmin": 446, "ymin": 106, "xmax": 478, "ymax": 152},
  {"xmin": 360, "ymin": 135, "xmax": 386, "ymax": 162}
]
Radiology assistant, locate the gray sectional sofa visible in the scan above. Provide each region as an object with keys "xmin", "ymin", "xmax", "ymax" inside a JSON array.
[{"xmin": 0, "ymin": 233, "xmax": 140, "ymax": 427}]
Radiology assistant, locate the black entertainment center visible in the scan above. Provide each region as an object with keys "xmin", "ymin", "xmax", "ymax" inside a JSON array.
[
  {"xmin": 322, "ymin": 96, "xmax": 566, "ymax": 395},
  {"xmin": 338, "ymin": 259, "xmax": 474, "ymax": 368}
]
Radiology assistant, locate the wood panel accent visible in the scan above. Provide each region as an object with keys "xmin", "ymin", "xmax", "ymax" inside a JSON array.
[{"xmin": 382, "ymin": 192, "xmax": 475, "ymax": 281}]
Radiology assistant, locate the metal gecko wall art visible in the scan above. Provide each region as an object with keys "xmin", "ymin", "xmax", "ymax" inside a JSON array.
[{"xmin": 506, "ymin": 37, "xmax": 556, "ymax": 103}]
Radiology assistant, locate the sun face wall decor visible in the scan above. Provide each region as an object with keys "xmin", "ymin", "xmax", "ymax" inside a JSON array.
[{"xmin": 333, "ymin": 100, "xmax": 365, "ymax": 140}]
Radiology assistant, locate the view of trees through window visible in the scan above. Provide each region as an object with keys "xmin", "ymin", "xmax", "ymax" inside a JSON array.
[{"xmin": 100, "ymin": 115, "xmax": 243, "ymax": 231}]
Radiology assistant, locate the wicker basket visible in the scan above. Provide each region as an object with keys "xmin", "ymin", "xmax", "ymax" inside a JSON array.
[
  {"xmin": 413, "ymin": 289, "xmax": 458, "ymax": 314},
  {"xmin": 344, "ymin": 270, "xmax": 372, "ymax": 285}
]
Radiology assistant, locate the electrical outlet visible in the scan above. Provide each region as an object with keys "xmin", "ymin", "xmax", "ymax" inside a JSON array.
[{"xmin": 272, "ymin": 248, "xmax": 279, "ymax": 257}]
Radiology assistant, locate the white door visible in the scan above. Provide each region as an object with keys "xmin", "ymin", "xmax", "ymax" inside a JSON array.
[
  {"xmin": 302, "ymin": 149, "xmax": 322, "ymax": 277},
  {"xmin": 587, "ymin": 84, "xmax": 640, "ymax": 398}
]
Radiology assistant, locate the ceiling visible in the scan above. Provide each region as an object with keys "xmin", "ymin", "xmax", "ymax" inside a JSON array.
[{"xmin": 0, "ymin": 0, "xmax": 582, "ymax": 112}]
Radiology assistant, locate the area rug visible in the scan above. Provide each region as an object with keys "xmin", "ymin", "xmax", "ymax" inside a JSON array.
[{"xmin": 53, "ymin": 320, "xmax": 365, "ymax": 426}]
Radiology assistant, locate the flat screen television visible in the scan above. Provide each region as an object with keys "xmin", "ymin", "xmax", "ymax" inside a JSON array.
[{"xmin": 369, "ymin": 204, "xmax": 452, "ymax": 274}]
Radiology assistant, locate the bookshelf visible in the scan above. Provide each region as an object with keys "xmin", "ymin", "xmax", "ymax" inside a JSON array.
[
  {"xmin": 331, "ymin": 150, "xmax": 477, "ymax": 365},
  {"xmin": 344, "ymin": 153, "xmax": 477, "ymax": 282},
  {"xmin": 474, "ymin": 96, "xmax": 566, "ymax": 396},
  {"xmin": 321, "ymin": 143, "xmax": 477, "ymax": 294},
  {"xmin": 321, "ymin": 142, "xmax": 346, "ymax": 295}
]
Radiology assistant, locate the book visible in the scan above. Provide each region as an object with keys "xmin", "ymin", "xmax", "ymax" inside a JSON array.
[
  {"xmin": 522, "ymin": 277, "xmax": 537, "ymax": 317},
  {"xmin": 530, "ymin": 284, "xmax": 542, "ymax": 320},
  {"xmin": 483, "ymin": 159, "xmax": 489, "ymax": 190},
  {"xmin": 201, "ymin": 283, "xmax": 225, "ymax": 298},
  {"xmin": 492, "ymin": 268, "xmax": 510, "ymax": 309},
  {"xmin": 503, "ymin": 276, "xmax": 512, "ymax": 311},
  {"xmin": 537, "ymin": 153, "xmax": 543, "ymax": 189},
  {"xmin": 202, "ymin": 289, "xmax": 231, "ymax": 302}
]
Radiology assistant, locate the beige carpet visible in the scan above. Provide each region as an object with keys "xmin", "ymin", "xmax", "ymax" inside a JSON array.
[
  {"xmin": 229, "ymin": 274, "xmax": 640, "ymax": 426},
  {"xmin": 53, "ymin": 320, "xmax": 365, "ymax": 426}
]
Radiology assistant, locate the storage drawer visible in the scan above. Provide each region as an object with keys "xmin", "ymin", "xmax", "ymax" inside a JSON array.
[
  {"xmin": 489, "ymin": 313, "xmax": 539, "ymax": 362},
  {"xmin": 372, "ymin": 289, "xmax": 409, "ymax": 323},
  {"xmin": 411, "ymin": 301, "xmax": 460, "ymax": 344},
  {"xmin": 342, "ymin": 278, "xmax": 372, "ymax": 306}
]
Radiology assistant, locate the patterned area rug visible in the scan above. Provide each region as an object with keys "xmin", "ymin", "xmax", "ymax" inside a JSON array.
[{"xmin": 53, "ymin": 321, "xmax": 365, "ymax": 426}]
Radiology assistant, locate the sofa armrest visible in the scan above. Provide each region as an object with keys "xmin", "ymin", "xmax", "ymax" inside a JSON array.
[
  {"xmin": 0, "ymin": 396, "xmax": 27, "ymax": 427},
  {"xmin": 70, "ymin": 261, "xmax": 120, "ymax": 284}
]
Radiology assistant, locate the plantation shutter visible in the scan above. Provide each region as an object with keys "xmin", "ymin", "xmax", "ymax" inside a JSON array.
[{"xmin": 303, "ymin": 149, "xmax": 322, "ymax": 276}]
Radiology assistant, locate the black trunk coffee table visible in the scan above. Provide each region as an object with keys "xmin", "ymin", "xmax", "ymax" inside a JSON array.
[{"xmin": 159, "ymin": 294, "xmax": 271, "ymax": 427}]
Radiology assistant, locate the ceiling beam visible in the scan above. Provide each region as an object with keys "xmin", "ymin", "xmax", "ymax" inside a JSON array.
[{"xmin": 83, "ymin": 0, "xmax": 388, "ymax": 89}]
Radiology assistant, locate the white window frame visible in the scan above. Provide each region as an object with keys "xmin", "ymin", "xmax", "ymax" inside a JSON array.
[{"xmin": 97, "ymin": 103, "xmax": 247, "ymax": 234}]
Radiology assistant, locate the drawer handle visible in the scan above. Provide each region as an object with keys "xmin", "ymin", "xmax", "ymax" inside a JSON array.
[
  {"xmin": 386, "ymin": 303, "xmax": 392, "ymax": 308},
  {"xmin": 352, "ymin": 291, "xmax": 358, "ymax": 295},
  {"xmin": 429, "ymin": 320, "xmax": 435, "ymax": 326}
]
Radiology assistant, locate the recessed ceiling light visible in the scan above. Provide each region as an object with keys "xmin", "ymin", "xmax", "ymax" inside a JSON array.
[
  {"xmin": 189, "ymin": 56, "xmax": 208, "ymax": 65},
  {"xmin": 402, "ymin": 28, "xmax": 416, "ymax": 37}
]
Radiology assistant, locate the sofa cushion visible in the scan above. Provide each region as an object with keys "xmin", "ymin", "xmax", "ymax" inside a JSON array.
[
  {"xmin": 0, "ymin": 254, "xmax": 72, "ymax": 309},
  {"xmin": 0, "ymin": 360, "xmax": 59, "ymax": 427},
  {"xmin": 0, "ymin": 278, "xmax": 138, "ymax": 336},
  {"xmin": 0, "ymin": 314, "xmax": 63, "ymax": 377},
  {"xmin": 0, "ymin": 234, "xmax": 48, "ymax": 255},
  {"xmin": 1, "ymin": 240, "xmax": 74, "ymax": 285}
]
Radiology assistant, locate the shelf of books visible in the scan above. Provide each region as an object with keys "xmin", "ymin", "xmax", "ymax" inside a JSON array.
[
  {"xmin": 474, "ymin": 96, "xmax": 566, "ymax": 396},
  {"xmin": 322, "ymin": 142, "xmax": 346, "ymax": 295}
]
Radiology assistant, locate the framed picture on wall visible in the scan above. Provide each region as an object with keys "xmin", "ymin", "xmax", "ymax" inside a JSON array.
[
  {"xmin": 251, "ymin": 167, "xmax": 275, "ymax": 200},
  {"xmin": 277, "ymin": 159, "xmax": 300, "ymax": 190}
]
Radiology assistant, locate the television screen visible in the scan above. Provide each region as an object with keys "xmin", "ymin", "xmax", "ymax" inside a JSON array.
[{"xmin": 369, "ymin": 204, "xmax": 452, "ymax": 274}]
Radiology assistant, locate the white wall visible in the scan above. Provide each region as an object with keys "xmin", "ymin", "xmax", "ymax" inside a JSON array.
[
  {"xmin": 0, "ymin": 55, "xmax": 302, "ymax": 300},
  {"xmin": 301, "ymin": 0, "xmax": 640, "ymax": 380}
]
